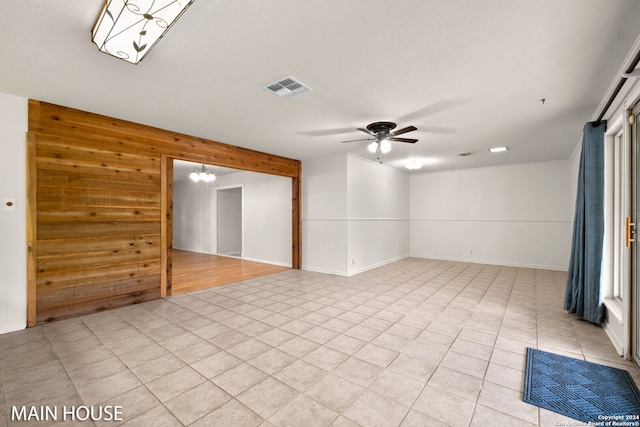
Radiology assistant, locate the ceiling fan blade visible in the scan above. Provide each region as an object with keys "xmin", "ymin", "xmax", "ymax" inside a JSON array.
[
  {"xmin": 357, "ymin": 127, "xmax": 376, "ymax": 136},
  {"xmin": 342, "ymin": 138, "xmax": 375, "ymax": 143},
  {"xmin": 388, "ymin": 137, "xmax": 418, "ymax": 143},
  {"xmin": 390, "ymin": 126, "xmax": 417, "ymax": 136}
]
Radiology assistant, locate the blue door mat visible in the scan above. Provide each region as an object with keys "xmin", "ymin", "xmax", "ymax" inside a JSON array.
[{"xmin": 523, "ymin": 348, "xmax": 640, "ymax": 423}]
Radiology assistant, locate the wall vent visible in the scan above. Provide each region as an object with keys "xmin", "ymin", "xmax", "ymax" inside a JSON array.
[
  {"xmin": 456, "ymin": 152, "xmax": 474, "ymax": 157},
  {"xmin": 263, "ymin": 76, "xmax": 312, "ymax": 99}
]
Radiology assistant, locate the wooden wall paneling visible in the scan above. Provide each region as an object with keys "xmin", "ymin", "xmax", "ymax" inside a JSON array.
[
  {"xmin": 161, "ymin": 155, "xmax": 173, "ymax": 298},
  {"xmin": 37, "ymin": 259, "xmax": 162, "ymax": 290},
  {"xmin": 27, "ymin": 133, "xmax": 37, "ymax": 327},
  {"xmin": 35, "ymin": 137, "xmax": 160, "ymax": 175},
  {"xmin": 36, "ymin": 188, "xmax": 160, "ymax": 209},
  {"xmin": 36, "ymin": 247, "xmax": 159, "ymax": 274},
  {"xmin": 292, "ymin": 175, "xmax": 302, "ymax": 269},
  {"xmin": 37, "ymin": 233, "xmax": 160, "ymax": 257},
  {"xmin": 36, "ymin": 275, "xmax": 161, "ymax": 323},
  {"xmin": 36, "ymin": 206, "xmax": 159, "ymax": 223},
  {"xmin": 28, "ymin": 100, "xmax": 302, "ymax": 324},
  {"xmin": 32, "ymin": 128, "xmax": 162, "ymax": 324},
  {"xmin": 37, "ymin": 221, "xmax": 159, "ymax": 240},
  {"xmin": 29, "ymin": 100, "xmax": 300, "ymax": 177},
  {"xmin": 37, "ymin": 273, "xmax": 160, "ymax": 305},
  {"xmin": 37, "ymin": 169, "xmax": 160, "ymax": 194}
]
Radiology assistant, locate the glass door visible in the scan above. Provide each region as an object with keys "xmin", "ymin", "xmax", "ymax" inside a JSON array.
[{"xmin": 633, "ymin": 107, "xmax": 640, "ymax": 365}]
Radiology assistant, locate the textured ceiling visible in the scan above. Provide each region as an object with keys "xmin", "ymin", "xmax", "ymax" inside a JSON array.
[{"xmin": 1, "ymin": 1, "xmax": 639, "ymax": 172}]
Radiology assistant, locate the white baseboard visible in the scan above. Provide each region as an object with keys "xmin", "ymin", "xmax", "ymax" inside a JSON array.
[
  {"xmin": 243, "ymin": 256, "xmax": 292, "ymax": 268},
  {"xmin": 172, "ymin": 246, "xmax": 214, "ymax": 255},
  {"xmin": 302, "ymin": 255, "xmax": 410, "ymax": 277},
  {"xmin": 347, "ymin": 255, "xmax": 410, "ymax": 276},
  {"xmin": 409, "ymin": 253, "xmax": 568, "ymax": 272},
  {"xmin": 300, "ymin": 265, "xmax": 350, "ymax": 277}
]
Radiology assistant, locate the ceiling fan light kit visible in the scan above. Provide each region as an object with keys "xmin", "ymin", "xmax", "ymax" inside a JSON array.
[
  {"xmin": 343, "ymin": 121, "xmax": 418, "ymax": 158},
  {"xmin": 92, "ymin": 0, "xmax": 194, "ymax": 64},
  {"xmin": 379, "ymin": 140, "xmax": 392, "ymax": 153},
  {"xmin": 367, "ymin": 140, "xmax": 391, "ymax": 154}
]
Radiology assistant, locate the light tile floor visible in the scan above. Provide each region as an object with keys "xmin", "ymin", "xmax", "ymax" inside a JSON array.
[{"xmin": 1, "ymin": 258, "xmax": 639, "ymax": 427}]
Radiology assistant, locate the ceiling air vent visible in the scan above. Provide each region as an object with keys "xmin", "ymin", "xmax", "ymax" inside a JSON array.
[
  {"xmin": 456, "ymin": 152, "xmax": 474, "ymax": 157},
  {"xmin": 263, "ymin": 76, "xmax": 312, "ymax": 99}
]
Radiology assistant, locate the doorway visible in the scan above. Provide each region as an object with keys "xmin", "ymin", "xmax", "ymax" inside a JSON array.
[
  {"xmin": 168, "ymin": 159, "xmax": 294, "ymax": 294},
  {"xmin": 217, "ymin": 186, "xmax": 242, "ymax": 258}
]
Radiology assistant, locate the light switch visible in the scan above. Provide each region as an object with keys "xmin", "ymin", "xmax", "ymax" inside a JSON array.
[{"xmin": 3, "ymin": 198, "xmax": 16, "ymax": 211}]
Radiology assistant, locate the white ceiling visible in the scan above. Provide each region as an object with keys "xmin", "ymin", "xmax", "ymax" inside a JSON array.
[{"xmin": 1, "ymin": 1, "xmax": 640, "ymax": 172}]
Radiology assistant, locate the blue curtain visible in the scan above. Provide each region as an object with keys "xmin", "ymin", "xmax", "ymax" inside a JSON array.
[{"xmin": 564, "ymin": 121, "xmax": 606, "ymax": 324}]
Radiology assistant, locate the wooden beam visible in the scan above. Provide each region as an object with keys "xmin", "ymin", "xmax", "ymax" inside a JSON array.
[
  {"xmin": 292, "ymin": 174, "xmax": 302, "ymax": 269},
  {"xmin": 29, "ymin": 100, "xmax": 301, "ymax": 177},
  {"xmin": 161, "ymin": 155, "xmax": 173, "ymax": 298},
  {"xmin": 26, "ymin": 133, "xmax": 37, "ymax": 327}
]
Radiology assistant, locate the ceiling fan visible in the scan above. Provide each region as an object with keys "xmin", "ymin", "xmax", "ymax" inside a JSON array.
[{"xmin": 342, "ymin": 121, "xmax": 418, "ymax": 156}]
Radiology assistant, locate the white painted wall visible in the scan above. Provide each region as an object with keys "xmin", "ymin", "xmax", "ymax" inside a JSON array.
[
  {"xmin": 0, "ymin": 93, "xmax": 28, "ymax": 334},
  {"xmin": 173, "ymin": 170, "xmax": 292, "ymax": 267},
  {"xmin": 410, "ymin": 160, "xmax": 573, "ymax": 270},
  {"xmin": 567, "ymin": 140, "xmax": 581, "ymax": 217},
  {"xmin": 302, "ymin": 153, "xmax": 409, "ymax": 275},
  {"xmin": 302, "ymin": 154, "xmax": 348, "ymax": 275},
  {"xmin": 173, "ymin": 180, "xmax": 216, "ymax": 253},
  {"xmin": 240, "ymin": 172, "xmax": 291, "ymax": 266},
  {"xmin": 346, "ymin": 155, "xmax": 409, "ymax": 275}
]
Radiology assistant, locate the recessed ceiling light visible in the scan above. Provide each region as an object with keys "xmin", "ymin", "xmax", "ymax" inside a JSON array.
[
  {"xmin": 489, "ymin": 146, "xmax": 508, "ymax": 153},
  {"xmin": 405, "ymin": 160, "xmax": 423, "ymax": 170}
]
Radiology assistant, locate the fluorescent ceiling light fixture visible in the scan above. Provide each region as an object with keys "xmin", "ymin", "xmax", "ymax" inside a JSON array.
[
  {"xmin": 92, "ymin": 0, "xmax": 194, "ymax": 64},
  {"xmin": 405, "ymin": 160, "xmax": 423, "ymax": 170},
  {"xmin": 489, "ymin": 146, "xmax": 508, "ymax": 153},
  {"xmin": 189, "ymin": 164, "xmax": 216, "ymax": 183}
]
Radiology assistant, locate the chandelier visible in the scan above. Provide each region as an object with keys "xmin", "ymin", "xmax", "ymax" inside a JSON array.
[
  {"xmin": 189, "ymin": 164, "xmax": 216, "ymax": 183},
  {"xmin": 91, "ymin": 0, "xmax": 195, "ymax": 64}
]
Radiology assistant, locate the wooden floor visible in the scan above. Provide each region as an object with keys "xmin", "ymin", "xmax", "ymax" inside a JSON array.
[{"xmin": 171, "ymin": 249, "xmax": 290, "ymax": 294}]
